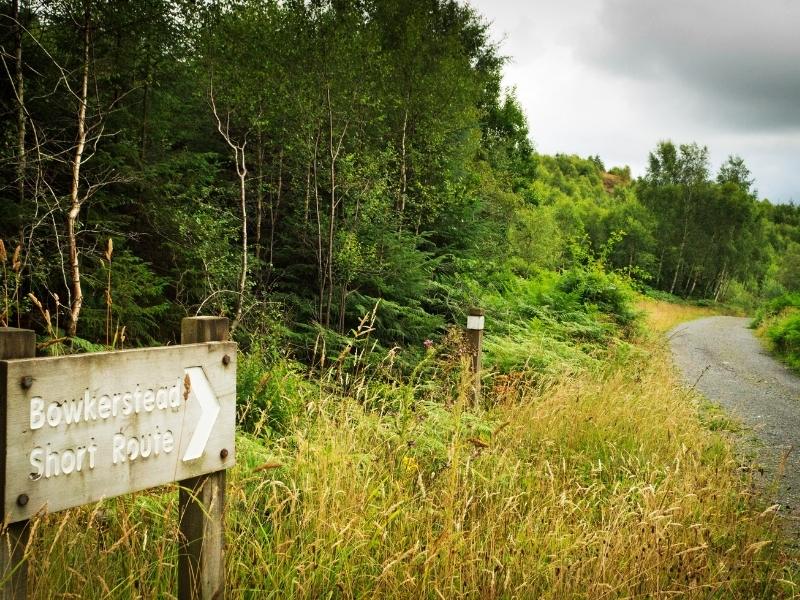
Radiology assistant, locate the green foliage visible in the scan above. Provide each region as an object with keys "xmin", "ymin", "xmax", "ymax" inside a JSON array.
[
  {"xmin": 776, "ymin": 243, "xmax": 800, "ymax": 292},
  {"xmin": 507, "ymin": 205, "xmax": 566, "ymax": 271},
  {"xmin": 751, "ymin": 292, "xmax": 800, "ymax": 370},
  {"xmin": 752, "ymin": 292, "xmax": 800, "ymax": 327},
  {"xmin": 558, "ymin": 262, "xmax": 638, "ymax": 327},
  {"xmin": 81, "ymin": 250, "xmax": 172, "ymax": 345},
  {"xmin": 763, "ymin": 309, "xmax": 800, "ymax": 371},
  {"xmin": 766, "ymin": 312, "xmax": 800, "ymax": 353},
  {"xmin": 5, "ymin": 0, "xmax": 791, "ymax": 359},
  {"xmin": 718, "ymin": 280, "xmax": 760, "ymax": 312},
  {"xmin": 459, "ymin": 261, "xmax": 638, "ymax": 374},
  {"xmin": 236, "ymin": 340, "xmax": 309, "ymax": 436},
  {"xmin": 63, "ymin": 336, "xmax": 107, "ymax": 355},
  {"xmin": 717, "ymin": 154, "xmax": 754, "ymax": 193},
  {"xmin": 636, "ymin": 140, "xmax": 771, "ymax": 302}
]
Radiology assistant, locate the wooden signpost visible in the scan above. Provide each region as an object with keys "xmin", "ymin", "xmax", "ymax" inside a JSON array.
[
  {"xmin": 0, "ymin": 316, "xmax": 235, "ymax": 599},
  {"xmin": 0, "ymin": 327, "xmax": 35, "ymax": 600},
  {"xmin": 465, "ymin": 307, "xmax": 485, "ymax": 405}
]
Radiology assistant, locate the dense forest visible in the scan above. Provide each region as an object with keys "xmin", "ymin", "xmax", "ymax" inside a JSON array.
[{"xmin": 1, "ymin": 0, "xmax": 797, "ymax": 355}]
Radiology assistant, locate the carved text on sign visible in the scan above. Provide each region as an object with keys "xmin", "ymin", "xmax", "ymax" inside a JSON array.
[
  {"xmin": 27, "ymin": 380, "xmax": 184, "ymax": 479},
  {"xmin": 1, "ymin": 343, "xmax": 236, "ymax": 522}
]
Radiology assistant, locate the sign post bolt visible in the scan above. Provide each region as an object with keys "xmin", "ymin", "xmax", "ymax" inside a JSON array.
[
  {"xmin": 15, "ymin": 495, "xmax": 27, "ymax": 507},
  {"xmin": 219, "ymin": 449, "xmax": 229, "ymax": 460},
  {"xmin": 465, "ymin": 307, "xmax": 485, "ymax": 406},
  {"xmin": 221, "ymin": 354, "xmax": 231, "ymax": 366},
  {"xmin": 19, "ymin": 376, "xmax": 32, "ymax": 390}
]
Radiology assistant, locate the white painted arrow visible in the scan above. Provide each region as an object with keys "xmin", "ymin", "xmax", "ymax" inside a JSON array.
[{"xmin": 182, "ymin": 366, "xmax": 221, "ymax": 462}]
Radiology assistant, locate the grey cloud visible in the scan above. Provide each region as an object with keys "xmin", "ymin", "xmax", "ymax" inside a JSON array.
[
  {"xmin": 582, "ymin": 0, "xmax": 800, "ymax": 130},
  {"xmin": 467, "ymin": 0, "xmax": 800, "ymax": 202}
]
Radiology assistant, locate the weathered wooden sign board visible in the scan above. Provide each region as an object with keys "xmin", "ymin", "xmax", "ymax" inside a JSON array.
[{"xmin": 0, "ymin": 342, "xmax": 236, "ymax": 523}]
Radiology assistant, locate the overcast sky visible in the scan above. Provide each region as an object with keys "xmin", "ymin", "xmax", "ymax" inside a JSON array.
[{"xmin": 467, "ymin": 0, "xmax": 799, "ymax": 203}]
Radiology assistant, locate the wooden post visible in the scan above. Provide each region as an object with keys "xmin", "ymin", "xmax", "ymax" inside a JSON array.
[
  {"xmin": 179, "ymin": 317, "xmax": 229, "ymax": 600},
  {"xmin": 465, "ymin": 308, "xmax": 484, "ymax": 405},
  {"xmin": 0, "ymin": 328, "xmax": 35, "ymax": 600}
]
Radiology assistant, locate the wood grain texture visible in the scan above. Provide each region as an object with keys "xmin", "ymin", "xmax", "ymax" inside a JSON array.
[
  {"xmin": 0, "ymin": 328, "xmax": 35, "ymax": 600},
  {"xmin": 181, "ymin": 317, "xmax": 230, "ymax": 345},
  {"xmin": 0, "ymin": 329, "xmax": 34, "ymax": 361},
  {"xmin": 179, "ymin": 317, "xmax": 228, "ymax": 600},
  {"xmin": 1, "ymin": 342, "xmax": 236, "ymax": 522},
  {"xmin": 179, "ymin": 472, "xmax": 226, "ymax": 600},
  {"xmin": 465, "ymin": 326, "xmax": 483, "ymax": 405}
]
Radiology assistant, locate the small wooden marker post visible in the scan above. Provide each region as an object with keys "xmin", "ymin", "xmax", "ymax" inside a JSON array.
[
  {"xmin": 465, "ymin": 308, "xmax": 485, "ymax": 405},
  {"xmin": 179, "ymin": 317, "xmax": 229, "ymax": 600},
  {"xmin": 0, "ymin": 327, "xmax": 35, "ymax": 600}
]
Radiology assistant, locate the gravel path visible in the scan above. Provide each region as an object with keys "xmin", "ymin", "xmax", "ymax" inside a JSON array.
[{"xmin": 669, "ymin": 316, "xmax": 800, "ymax": 528}]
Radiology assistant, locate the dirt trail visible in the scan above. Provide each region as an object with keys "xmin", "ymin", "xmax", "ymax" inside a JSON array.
[{"xmin": 669, "ymin": 316, "xmax": 800, "ymax": 529}]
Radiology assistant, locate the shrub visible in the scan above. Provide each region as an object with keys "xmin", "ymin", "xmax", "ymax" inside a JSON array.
[
  {"xmin": 752, "ymin": 292, "xmax": 800, "ymax": 327},
  {"xmin": 558, "ymin": 263, "xmax": 638, "ymax": 327},
  {"xmin": 237, "ymin": 341, "xmax": 310, "ymax": 437},
  {"xmin": 765, "ymin": 309, "xmax": 800, "ymax": 371}
]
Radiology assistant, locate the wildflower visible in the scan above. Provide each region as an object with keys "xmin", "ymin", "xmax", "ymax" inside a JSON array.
[{"xmin": 423, "ymin": 339, "xmax": 434, "ymax": 350}]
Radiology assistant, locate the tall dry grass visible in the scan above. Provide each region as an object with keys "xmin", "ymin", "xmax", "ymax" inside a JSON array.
[
  {"xmin": 636, "ymin": 297, "xmax": 723, "ymax": 335},
  {"xmin": 14, "ymin": 329, "xmax": 798, "ymax": 598}
]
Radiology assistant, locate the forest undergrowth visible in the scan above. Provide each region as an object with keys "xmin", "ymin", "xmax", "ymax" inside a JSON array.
[
  {"xmin": 753, "ymin": 293, "xmax": 800, "ymax": 373},
  {"xmin": 15, "ymin": 291, "xmax": 800, "ymax": 598}
]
